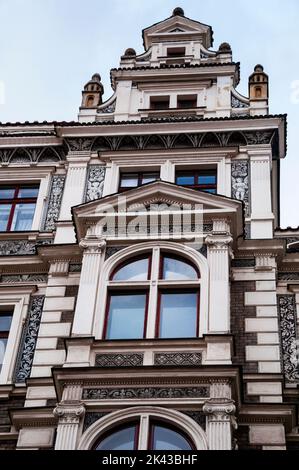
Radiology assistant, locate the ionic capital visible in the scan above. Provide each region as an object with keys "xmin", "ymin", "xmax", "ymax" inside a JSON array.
[
  {"xmin": 203, "ymin": 398, "xmax": 236, "ymax": 423},
  {"xmin": 53, "ymin": 403, "xmax": 85, "ymax": 425},
  {"xmin": 79, "ymin": 237, "xmax": 106, "ymax": 255}
]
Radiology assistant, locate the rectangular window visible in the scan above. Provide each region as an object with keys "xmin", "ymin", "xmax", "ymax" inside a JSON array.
[
  {"xmin": 0, "ymin": 310, "xmax": 13, "ymax": 372},
  {"xmin": 150, "ymin": 96, "xmax": 170, "ymax": 110},
  {"xmin": 167, "ymin": 47, "xmax": 185, "ymax": 57},
  {"xmin": 105, "ymin": 292, "xmax": 148, "ymax": 340},
  {"xmin": 157, "ymin": 291, "xmax": 198, "ymax": 339},
  {"xmin": 119, "ymin": 172, "xmax": 159, "ymax": 192},
  {"xmin": 177, "ymin": 95, "xmax": 197, "ymax": 109},
  {"xmin": 176, "ymin": 170, "xmax": 217, "ymax": 194},
  {"xmin": 0, "ymin": 185, "xmax": 39, "ymax": 231}
]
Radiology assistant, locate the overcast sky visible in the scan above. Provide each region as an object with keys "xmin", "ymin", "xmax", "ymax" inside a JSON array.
[{"xmin": 0, "ymin": 0, "xmax": 298, "ymax": 228}]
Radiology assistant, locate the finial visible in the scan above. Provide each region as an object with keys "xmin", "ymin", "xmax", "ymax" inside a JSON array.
[
  {"xmin": 254, "ymin": 64, "xmax": 264, "ymax": 72},
  {"xmin": 218, "ymin": 42, "xmax": 232, "ymax": 53},
  {"xmin": 172, "ymin": 7, "xmax": 184, "ymax": 16}
]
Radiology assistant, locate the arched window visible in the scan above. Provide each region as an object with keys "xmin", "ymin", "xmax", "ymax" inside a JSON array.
[
  {"xmin": 104, "ymin": 249, "xmax": 200, "ymax": 340},
  {"xmin": 94, "ymin": 420, "xmax": 194, "ymax": 450},
  {"xmin": 86, "ymin": 96, "xmax": 94, "ymax": 107}
]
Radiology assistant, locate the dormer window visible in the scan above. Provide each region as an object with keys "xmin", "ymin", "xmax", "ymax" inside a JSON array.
[
  {"xmin": 177, "ymin": 95, "xmax": 197, "ymax": 109},
  {"xmin": 150, "ymin": 96, "xmax": 170, "ymax": 110},
  {"xmin": 167, "ymin": 47, "xmax": 185, "ymax": 58}
]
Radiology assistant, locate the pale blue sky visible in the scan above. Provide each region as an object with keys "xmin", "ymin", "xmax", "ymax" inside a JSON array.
[{"xmin": 0, "ymin": 0, "xmax": 298, "ymax": 228}]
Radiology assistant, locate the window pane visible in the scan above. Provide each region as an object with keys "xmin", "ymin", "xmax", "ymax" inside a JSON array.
[
  {"xmin": 19, "ymin": 187, "xmax": 39, "ymax": 198},
  {"xmin": 198, "ymin": 175, "xmax": 216, "ymax": 185},
  {"xmin": 176, "ymin": 175, "xmax": 195, "ymax": 185},
  {"xmin": 152, "ymin": 425, "xmax": 192, "ymax": 450},
  {"xmin": 141, "ymin": 173, "xmax": 159, "ymax": 184},
  {"xmin": 163, "ymin": 257, "xmax": 198, "ymax": 280},
  {"xmin": 0, "ymin": 315, "xmax": 13, "ymax": 331},
  {"xmin": 106, "ymin": 293, "xmax": 146, "ymax": 339},
  {"xmin": 159, "ymin": 292, "xmax": 197, "ymax": 338},
  {"xmin": 0, "ymin": 205, "xmax": 11, "ymax": 231},
  {"xmin": 11, "ymin": 203, "xmax": 36, "ymax": 231},
  {"xmin": 203, "ymin": 188, "xmax": 216, "ymax": 194},
  {"xmin": 96, "ymin": 426, "xmax": 136, "ymax": 450},
  {"xmin": 112, "ymin": 258, "xmax": 149, "ymax": 281},
  {"xmin": 120, "ymin": 174, "xmax": 138, "ymax": 188},
  {"xmin": 0, "ymin": 338, "xmax": 8, "ymax": 369},
  {"xmin": 0, "ymin": 189, "xmax": 14, "ymax": 199}
]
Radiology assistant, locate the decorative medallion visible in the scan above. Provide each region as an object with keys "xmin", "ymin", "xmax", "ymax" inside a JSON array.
[
  {"xmin": 43, "ymin": 175, "xmax": 66, "ymax": 231},
  {"xmin": 14, "ymin": 296, "xmax": 45, "ymax": 383}
]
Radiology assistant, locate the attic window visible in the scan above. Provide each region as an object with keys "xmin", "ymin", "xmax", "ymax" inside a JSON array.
[
  {"xmin": 150, "ymin": 96, "xmax": 170, "ymax": 110},
  {"xmin": 177, "ymin": 95, "xmax": 197, "ymax": 109},
  {"xmin": 167, "ymin": 47, "xmax": 185, "ymax": 58}
]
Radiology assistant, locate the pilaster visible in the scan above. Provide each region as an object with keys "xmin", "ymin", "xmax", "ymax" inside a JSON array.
[
  {"xmin": 54, "ymin": 403, "xmax": 85, "ymax": 450},
  {"xmin": 72, "ymin": 237, "xmax": 106, "ymax": 336},
  {"xmin": 206, "ymin": 220, "xmax": 232, "ymax": 333},
  {"xmin": 203, "ymin": 398, "xmax": 236, "ymax": 450}
]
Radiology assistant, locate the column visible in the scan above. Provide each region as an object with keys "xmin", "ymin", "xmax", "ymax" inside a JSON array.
[
  {"xmin": 54, "ymin": 384, "xmax": 85, "ymax": 450},
  {"xmin": 249, "ymin": 148, "xmax": 274, "ymax": 239},
  {"xmin": 55, "ymin": 154, "xmax": 90, "ymax": 244},
  {"xmin": 203, "ymin": 399, "xmax": 236, "ymax": 450},
  {"xmin": 72, "ymin": 237, "xmax": 106, "ymax": 336},
  {"xmin": 206, "ymin": 220, "xmax": 232, "ymax": 333}
]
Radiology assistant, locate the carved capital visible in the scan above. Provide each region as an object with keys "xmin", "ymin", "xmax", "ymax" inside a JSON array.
[
  {"xmin": 203, "ymin": 398, "xmax": 236, "ymax": 423},
  {"xmin": 54, "ymin": 404, "xmax": 85, "ymax": 425},
  {"xmin": 79, "ymin": 238, "xmax": 106, "ymax": 255},
  {"xmin": 255, "ymin": 254, "xmax": 276, "ymax": 271},
  {"xmin": 205, "ymin": 235, "xmax": 233, "ymax": 251}
]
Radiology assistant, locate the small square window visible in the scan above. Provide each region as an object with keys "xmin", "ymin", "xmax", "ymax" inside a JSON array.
[
  {"xmin": 177, "ymin": 95, "xmax": 197, "ymax": 109},
  {"xmin": 150, "ymin": 96, "xmax": 170, "ymax": 110}
]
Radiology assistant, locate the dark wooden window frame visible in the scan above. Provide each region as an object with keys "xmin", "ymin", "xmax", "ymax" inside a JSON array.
[
  {"xmin": 119, "ymin": 171, "xmax": 160, "ymax": 192},
  {"xmin": 175, "ymin": 169, "xmax": 217, "ymax": 193},
  {"xmin": 0, "ymin": 184, "xmax": 39, "ymax": 232}
]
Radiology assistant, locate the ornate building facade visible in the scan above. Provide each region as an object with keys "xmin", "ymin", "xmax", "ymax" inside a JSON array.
[{"xmin": 0, "ymin": 8, "xmax": 298, "ymax": 451}]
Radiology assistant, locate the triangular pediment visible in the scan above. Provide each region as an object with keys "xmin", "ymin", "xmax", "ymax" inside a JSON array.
[
  {"xmin": 142, "ymin": 13, "xmax": 213, "ymax": 49},
  {"xmin": 73, "ymin": 181, "xmax": 243, "ymax": 240}
]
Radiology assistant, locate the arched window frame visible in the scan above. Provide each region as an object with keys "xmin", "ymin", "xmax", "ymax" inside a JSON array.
[
  {"xmin": 77, "ymin": 406, "xmax": 208, "ymax": 450},
  {"xmin": 93, "ymin": 241, "xmax": 209, "ymax": 339}
]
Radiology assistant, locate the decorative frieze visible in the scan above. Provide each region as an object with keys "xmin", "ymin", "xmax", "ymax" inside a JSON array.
[
  {"xmin": 65, "ymin": 138, "xmax": 94, "ymax": 152},
  {"xmin": 154, "ymin": 352, "xmax": 202, "ymax": 366},
  {"xmin": 0, "ymin": 240, "xmax": 36, "ymax": 256},
  {"xmin": 0, "ymin": 146, "xmax": 66, "ymax": 164},
  {"xmin": 82, "ymin": 386, "xmax": 209, "ymax": 400},
  {"xmin": 231, "ymin": 161, "xmax": 250, "ymax": 216},
  {"xmin": 0, "ymin": 273, "xmax": 48, "ymax": 283},
  {"xmin": 95, "ymin": 353, "xmax": 144, "ymax": 368},
  {"xmin": 14, "ymin": 296, "xmax": 45, "ymax": 383},
  {"xmin": 85, "ymin": 166, "xmax": 106, "ymax": 202},
  {"xmin": 43, "ymin": 175, "xmax": 66, "ymax": 231},
  {"xmin": 278, "ymin": 295, "xmax": 299, "ymax": 382}
]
